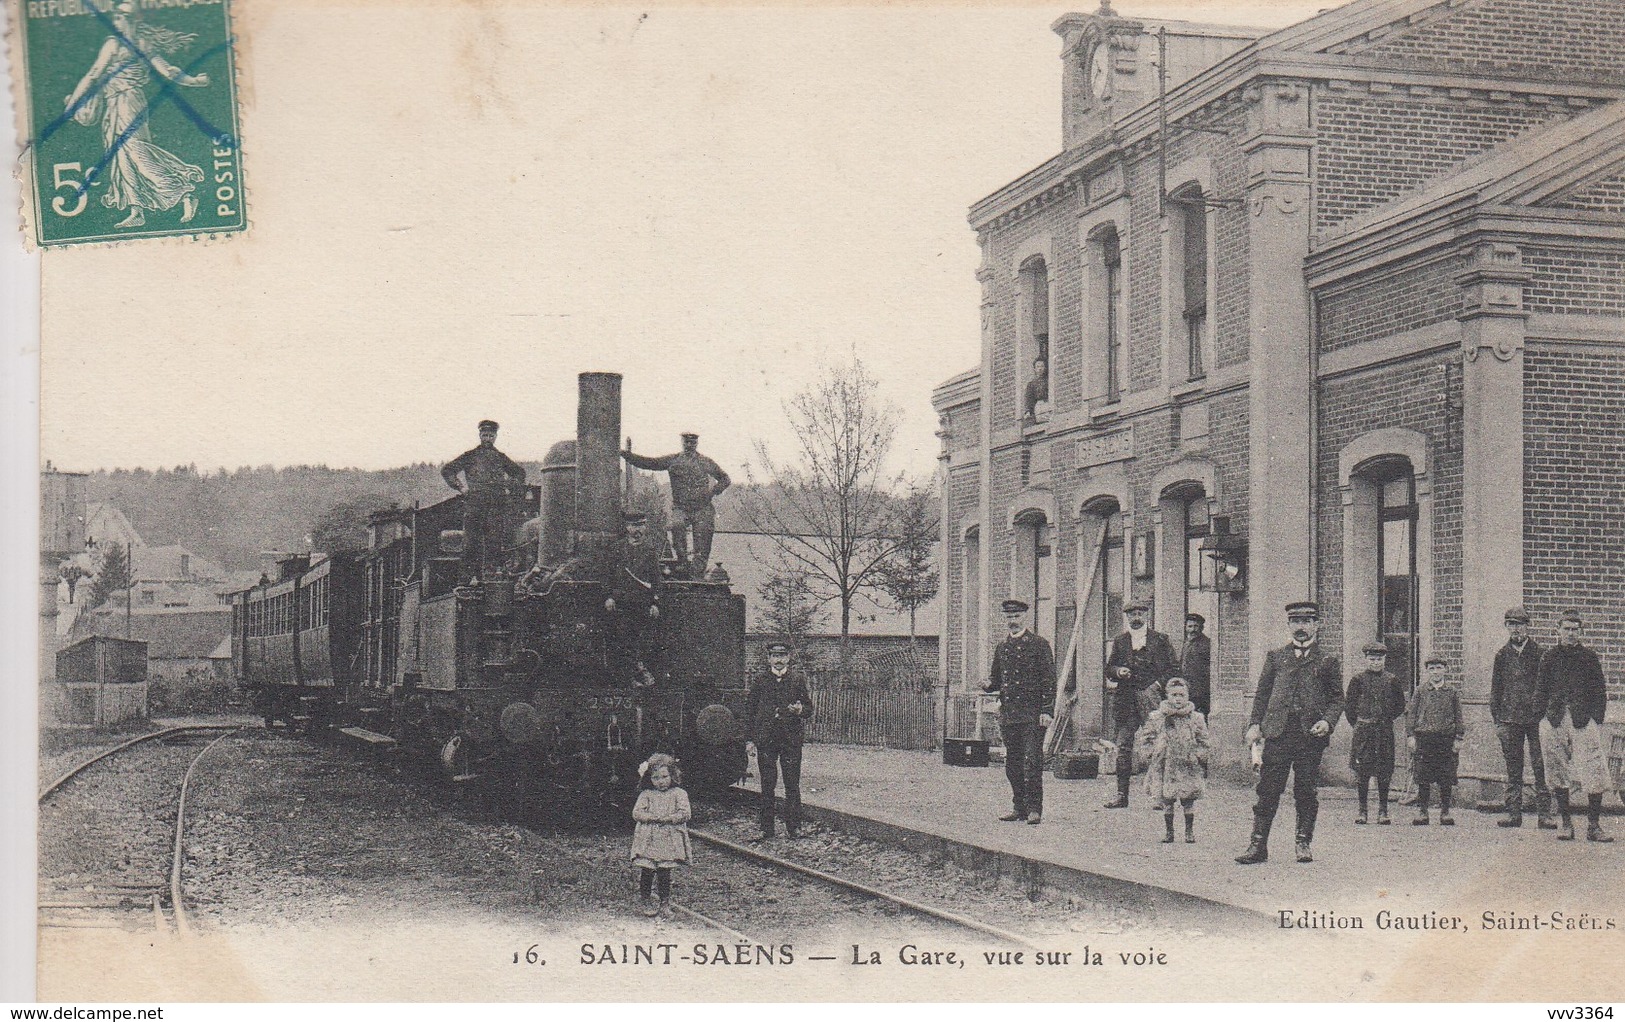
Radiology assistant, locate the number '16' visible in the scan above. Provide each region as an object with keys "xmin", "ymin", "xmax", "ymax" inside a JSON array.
[{"xmin": 51, "ymin": 162, "xmax": 91, "ymax": 217}]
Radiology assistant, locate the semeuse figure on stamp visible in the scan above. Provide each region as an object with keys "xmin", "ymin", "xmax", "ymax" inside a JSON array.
[
  {"xmin": 1538, "ymin": 610, "xmax": 1613, "ymax": 843},
  {"xmin": 746, "ymin": 641, "xmax": 813, "ymax": 842},
  {"xmin": 1236, "ymin": 601, "xmax": 1344, "ymax": 866},
  {"xmin": 1345, "ymin": 641, "xmax": 1406, "ymax": 825},
  {"xmin": 604, "ymin": 512, "xmax": 663, "ymax": 688},
  {"xmin": 620, "ymin": 433, "xmax": 730, "ymax": 579},
  {"xmin": 1406, "ymin": 653, "xmax": 1465, "ymax": 826},
  {"xmin": 1491, "ymin": 606, "xmax": 1553, "ymax": 829},
  {"xmin": 441, "ymin": 420, "xmax": 526, "ymax": 579},
  {"xmin": 64, "ymin": 0, "xmax": 209, "ymax": 228},
  {"xmin": 982, "ymin": 599, "xmax": 1055, "ymax": 825},
  {"xmin": 1135, "ymin": 677, "xmax": 1209, "ymax": 844},
  {"xmin": 1102, "ymin": 600, "xmax": 1177, "ymax": 809}
]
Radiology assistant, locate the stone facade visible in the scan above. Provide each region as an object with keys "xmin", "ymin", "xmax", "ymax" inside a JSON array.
[{"xmin": 935, "ymin": 0, "xmax": 1625, "ymax": 786}]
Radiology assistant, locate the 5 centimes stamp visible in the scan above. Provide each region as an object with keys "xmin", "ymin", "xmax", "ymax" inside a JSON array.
[{"xmin": 9, "ymin": 0, "xmax": 243, "ymax": 245}]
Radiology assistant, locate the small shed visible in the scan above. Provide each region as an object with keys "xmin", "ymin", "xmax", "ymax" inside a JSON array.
[{"xmin": 54, "ymin": 635, "xmax": 149, "ymax": 726}]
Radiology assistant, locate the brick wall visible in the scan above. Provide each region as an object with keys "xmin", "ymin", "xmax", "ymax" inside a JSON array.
[
  {"xmin": 1348, "ymin": 0, "xmax": 1625, "ymax": 83},
  {"xmin": 1316, "ymin": 353, "xmax": 1464, "ymax": 673},
  {"xmin": 1315, "ymin": 87, "xmax": 1575, "ymax": 231},
  {"xmin": 943, "ymin": 465, "xmax": 981, "ymax": 688},
  {"xmin": 1523, "ymin": 246, "xmax": 1625, "ymax": 316},
  {"xmin": 945, "ymin": 402, "xmax": 981, "ymax": 455},
  {"xmin": 1317, "ymin": 254, "xmax": 1465, "ymax": 353},
  {"xmin": 1212, "ymin": 138, "xmax": 1251, "ymax": 370},
  {"xmin": 1549, "ymin": 173, "xmax": 1625, "ymax": 214},
  {"xmin": 1523, "ymin": 346, "xmax": 1625, "ymax": 695}
]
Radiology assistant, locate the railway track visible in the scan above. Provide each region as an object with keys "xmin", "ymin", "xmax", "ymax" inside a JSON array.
[
  {"xmin": 686, "ymin": 827, "xmax": 1044, "ymax": 950},
  {"xmin": 38, "ymin": 725, "xmax": 241, "ymax": 937}
]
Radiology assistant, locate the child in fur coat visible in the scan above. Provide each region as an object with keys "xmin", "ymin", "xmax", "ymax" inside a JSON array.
[{"xmin": 1136, "ymin": 677, "xmax": 1210, "ymax": 843}]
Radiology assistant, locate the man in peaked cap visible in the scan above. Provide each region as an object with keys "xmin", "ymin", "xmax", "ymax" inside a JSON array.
[
  {"xmin": 1236, "ymin": 600, "xmax": 1345, "ymax": 865},
  {"xmin": 622, "ymin": 432, "xmax": 732, "ymax": 579},
  {"xmin": 442, "ymin": 419, "xmax": 527, "ymax": 579},
  {"xmin": 1102, "ymin": 599, "xmax": 1177, "ymax": 809},
  {"xmin": 746, "ymin": 640, "xmax": 814, "ymax": 841},
  {"xmin": 982, "ymin": 598, "xmax": 1055, "ymax": 825},
  {"xmin": 603, "ymin": 511, "xmax": 663, "ymax": 687},
  {"xmin": 1180, "ymin": 612, "xmax": 1213, "ymax": 719},
  {"xmin": 1491, "ymin": 606, "xmax": 1552, "ymax": 828}
]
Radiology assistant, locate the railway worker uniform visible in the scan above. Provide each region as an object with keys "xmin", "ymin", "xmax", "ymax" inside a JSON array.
[
  {"xmin": 621, "ymin": 433, "xmax": 730, "ymax": 579},
  {"xmin": 1538, "ymin": 612, "xmax": 1613, "ymax": 843},
  {"xmin": 1179, "ymin": 613, "xmax": 1213, "ymax": 719},
  {"xmin": 442, "ymin": 420, "xmax": 527, "ymax": 579},
  {"xmin": 984, "ymin": 599, "xmax": 1055, "ymax": 825},
  {"xmin": 1490, "ymin": 607, "xmax": 1552, "ymax": 828},
  {"xmin": 604, "ymin": 513, "xmax": 663, "ymax": 687},
  {"xmin": 1344, "ymin": 641, "xmax": 1406, "ymax": 825},
  {"xmin": 1236, "ymin": 601, "xmax": 1345, "ymax": 865},
  {"xmin": 747, "ymin": 641, "xmax": 813, "ymax": 841},
  {"xmin": 1102, "ymin": 602, "xmax": 1177, "ymax": 809}
]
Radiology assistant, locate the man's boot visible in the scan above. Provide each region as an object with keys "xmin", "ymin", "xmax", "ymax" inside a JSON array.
[
  {"xmin": 1161, "ymin": 812, "xmax": 1176, "ymax": 844},
  {"xmin": 1587, "ymin": 796, "xmax": 1613, "ymax": 843},
  {"xmin": 1235, "ymin": 815, "xmax": 1271, "ymax": 865},
  {"xmin": 1103, "ymin": 774, "xmax": 1130, "ymax": 809},
  {"xmin": 1498, "ymin": 787, "xmax": 1523, "ymax": 828},
  {"xmin": 1536, "ymin": 789, "xmax": 1558, "ymax": 830},
  {"xmin": 1556, "ymin": 789, "xmax": 1575, "ymax": 841},
  {"xmin": 1295, "ymin": 804, "xmax": 1317, "ymax": 863},
  {"xmin": 1184, "ymin": 813, "xmax": 1196, "ymax": 844}
]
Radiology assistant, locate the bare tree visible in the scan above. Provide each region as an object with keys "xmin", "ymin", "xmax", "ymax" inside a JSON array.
[
  {"xmin": 876, "ymin": 481, "xmax": 940, "ymax": 651},
  {"xmin": 743, "ymin": 355, "xmax": 905, "ymax": 668}
]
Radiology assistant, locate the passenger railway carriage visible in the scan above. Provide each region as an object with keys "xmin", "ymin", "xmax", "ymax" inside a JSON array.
[{"xmin": 230, "ymin": 373, "xmax": 750, "ymax": 810}]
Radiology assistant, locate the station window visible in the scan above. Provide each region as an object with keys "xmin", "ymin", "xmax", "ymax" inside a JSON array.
[
  {"xmin": 1374, "ymin": 461, "xmax": 1420, "ymax": 692},
  {"xmin": 1095, "ymin": 228, "xmax": 1123, "ymax": 403},
  {"xmin": 1019, "ymin": 256, "xmax": 1051, "ymax": 422},
  {"xmin": 1170, "ymin": 184, "xmax": 1209, "ymax": 382}
]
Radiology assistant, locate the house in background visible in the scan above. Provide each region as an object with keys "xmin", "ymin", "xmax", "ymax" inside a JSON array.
[
  {"xmin": 63, "ymin": 602, "xmax": 234, "ymax": 712},
  {"xmin": 709, "ymin": 531, "xmax": 942, "ymax": 675}
]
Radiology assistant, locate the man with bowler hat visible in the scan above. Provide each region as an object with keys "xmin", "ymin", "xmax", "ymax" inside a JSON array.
[
  {"xmin": 982, "ymin": 599, "xmax": 1055, "ymax": 824},
  {"xmin": 621, "ymin": 432, "xmax": 731, "ymax": 578},
  {"xmin": 1491, "ymin": 606, "xmax": 1552, "ymax": 828},
  {"xmin": 1180, "ymin": 613, "xmax": 1213, "ymax": 718},
  {"xmin": 747, "ymin": 640, "xmax": 813, "ymax": 841},
  {"xmin": 1236, "ymin": 601, "xmax": 1344, "ymax": 865},
  {"xmin": 442, "ymin": 420, "xmax": 527, "ymax": 578},
  {"xmin": 1102, "ymin": 600, "xmax": 1177, "ymax": 809}
]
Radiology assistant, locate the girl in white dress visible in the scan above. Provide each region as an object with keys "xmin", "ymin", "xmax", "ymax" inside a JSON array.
[{"xmin": 630, "ymin": 753, "xmax": 691, "ymax": 918}]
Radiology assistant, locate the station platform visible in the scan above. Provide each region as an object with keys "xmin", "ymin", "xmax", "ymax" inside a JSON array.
[{"xmin": 741, "ymin": 744, "xmax": 1625, "ymax": 926}]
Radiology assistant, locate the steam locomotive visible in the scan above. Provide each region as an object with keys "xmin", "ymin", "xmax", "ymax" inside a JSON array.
[{"xmin": 229, "ymin": 373, "xmax": 749, "ymax": 811}]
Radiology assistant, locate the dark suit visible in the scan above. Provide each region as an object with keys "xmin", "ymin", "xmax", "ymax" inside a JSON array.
[
  {"xmin": 747, "ymin": 669, "xmax": 814, "ymax": 835},
  {"xmin": 1104, "ymin": 629, "xmax": 1177, "ymax": 781},
  {"xmin": 1491, "ymin": 637, "xmax": 1547, "ymax": 811},
  {"xmin": 987, "ymin": 629, "xmax": 1055, "ymax": 816},
  {"xmin": 1180, "ymin": 633, "xmax": 1213, "ymax": 717},
  {"xmin": 1248, "ymin": 642, "xmax": 1344, "ymax": 842},
  {"xmin": 606, "ymin": 537, "xmax": 662, "ymax": 676}
]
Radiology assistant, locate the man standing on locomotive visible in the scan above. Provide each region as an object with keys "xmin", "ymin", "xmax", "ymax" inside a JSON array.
[
  {"xmin": 604, "ymin": 512, "xmax": 663, "ymax": 688},
  {"xmin": 442, "ymin": 419, "xmax": 527, "ymax": 579},
  {"xmin": 747, "ymin": 640, "xmax": 813, "ymax": 842},
  {"xmin": 620, "ymin": 432, "xmax": 731, "ymax": 578}
]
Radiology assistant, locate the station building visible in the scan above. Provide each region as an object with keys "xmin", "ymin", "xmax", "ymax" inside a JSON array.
[{"xmin": 933, "ymin": 0, "xmax": 1625, "ymax": 779}]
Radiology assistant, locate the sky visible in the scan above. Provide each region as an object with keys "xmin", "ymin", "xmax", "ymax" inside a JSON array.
[{"xmin": 36, "ymin": 0, "xmax": 1330, "ymax": 484}]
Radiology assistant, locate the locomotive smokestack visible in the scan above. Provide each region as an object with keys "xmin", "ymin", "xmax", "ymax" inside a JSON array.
[{"xmin": 575, "ymin": 372, "xmax": 624, "ymax": 550}]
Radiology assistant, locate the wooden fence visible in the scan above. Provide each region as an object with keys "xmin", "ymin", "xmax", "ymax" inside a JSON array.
[{"xmin": 802, "ymin": 668, "xmax": 938, "ymax": 750}]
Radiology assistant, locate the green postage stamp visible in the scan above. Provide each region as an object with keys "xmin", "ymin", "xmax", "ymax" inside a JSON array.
[{"xmin": 9, "ymin": 0, "xmax": 244, "ymax": 246}]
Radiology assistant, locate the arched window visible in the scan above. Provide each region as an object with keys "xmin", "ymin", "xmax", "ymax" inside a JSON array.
[
  {"xmin": 1370, "ymin": 458, "xmax": 1420, "ymax": 691},
  {"xmin": 1082, "ymin": 498, "xmax": 1124, "ymax": 682},
  {"xmin": 1012, "ymin": 509, "xmax": 1054, "ymax": 637},
  {"xmin": 1020, "ymin": 257, "xmax": 1052, "ymax": 422},
  {"xmin": 1169, "ymin": 184, "xmax": 1209, "ymax": 383},
  {"xmin": 961, "ymin": 525, "xmax": 981, "ymax": 693},
  {"xmin": 1097, "ymin": 228, "xmax": 1124, "ymax": 402}
]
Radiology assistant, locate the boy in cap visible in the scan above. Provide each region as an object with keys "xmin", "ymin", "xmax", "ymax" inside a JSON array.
[
  {"xmin": 1538, "ymin": 611, "xmax": 1613, "ymax": 842},
  {"xmin": 1345, "ymin": 641, "xmax": 1406, "ymax": 825},
  {"xmin": 982, "ymin": 599, "xmax": 1055, "ymax": 824},
  {"xmin": 1406, "ymin": 654, "xmax": 1465, "ymax": 825},
  {"xmin": 1102, "ymin": 600, "xmax": 1177, "ymax": 808},
  {"xmin": 1491, "ymin": 606, "xmax": 1552, "ymax": 828}
]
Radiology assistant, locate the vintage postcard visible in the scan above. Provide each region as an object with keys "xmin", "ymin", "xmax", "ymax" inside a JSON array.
[{"xmin": 7, "ymin": 0, "xmax": 1625, "ymax": 1006}]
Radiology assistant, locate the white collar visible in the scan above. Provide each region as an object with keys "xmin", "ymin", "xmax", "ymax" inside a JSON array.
[{"xmin": 1129, "ymin": 625, "xmax": 1148, "ymax": 650}]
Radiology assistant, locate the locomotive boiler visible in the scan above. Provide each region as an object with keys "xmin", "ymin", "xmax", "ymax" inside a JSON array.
[{"xmin": 230, "ymin": 373, "xmax": 750, "ymax": 811}]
